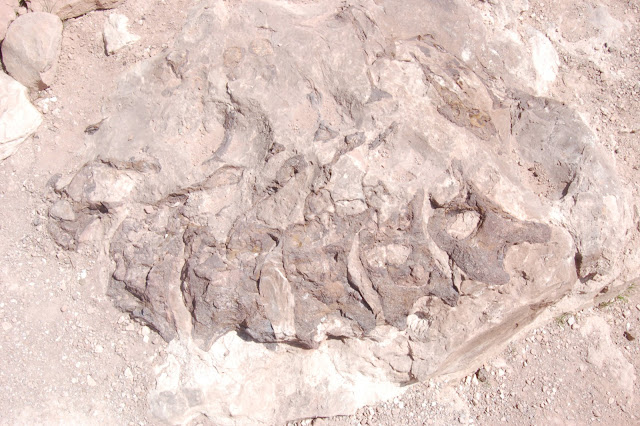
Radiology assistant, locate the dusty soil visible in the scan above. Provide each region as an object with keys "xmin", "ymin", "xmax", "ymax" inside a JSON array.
[{"xmin": 0, "ymin": 0, "xmax": 639, "ymax": 425}]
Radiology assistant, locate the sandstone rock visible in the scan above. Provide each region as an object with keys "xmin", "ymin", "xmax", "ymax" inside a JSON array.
[
  {"xmin": 27, "ymin": 0, "xmax": 123, "ymax": 20},
  {"xmin": 48, "ymin": 0, "xmax": 633, "ymax": 424},
  {"xmin": 103, "ymin": 13, "xmax": 140, "ymax": 56},
  {"xmin": 0, "ymin": 72, "xmax": 42, "ymax": 160},
  {"xmin": 1, "ymin": 12, "xmax": 62, "ymax": 90}
]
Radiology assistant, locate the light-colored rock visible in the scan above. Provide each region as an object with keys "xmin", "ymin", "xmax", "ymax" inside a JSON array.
[
  {"xmin": 27, "ymin": 0, "xmax": 123, "ymax": 20},
  {"xmin": 103, "ymin": 13, "xmax": 140, "ymax": 55},
  {"xmin": 0, "ymin": 0, "xmax": 17, "ymax": 41},
  {"xmin": 0, "ymin": 72, "xmax": 42, "ymax": 160},
  {"xmin": 86, "ymin": 375, "xmax": 97, "ymax": 387},
  {"xmin": 48, "ymin": 0, "xmax": 634, "ymax": 424},
  {"xmin": 1, "ymin": 12, "xmax": 62, "ymax": 90}
]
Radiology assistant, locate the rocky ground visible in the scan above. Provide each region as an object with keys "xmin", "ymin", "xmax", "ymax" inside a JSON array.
[
  {"xmin": 0, "ymin": 0, "xmax": 639, "ymax": 424},
  {"xmin": 306, "ymin": 292, "xmax": 640, "ymax": 426}
]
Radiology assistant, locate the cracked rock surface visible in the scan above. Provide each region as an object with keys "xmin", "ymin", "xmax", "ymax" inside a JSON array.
[{"xmin": 47, "ymin": 0, "xmax": 632, "ymax": 423}]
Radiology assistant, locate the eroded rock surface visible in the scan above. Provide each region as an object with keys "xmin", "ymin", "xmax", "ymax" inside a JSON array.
[{"xmin": 48, "ymin": 0, "xmax": 632, "ymax": 424}]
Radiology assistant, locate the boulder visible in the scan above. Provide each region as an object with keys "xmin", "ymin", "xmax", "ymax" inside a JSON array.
[
  {"xmin": 0, "ymin": 72, "xmax": 42, "ymax": 160},
  {"xmin": 27, "ymin": 0, "xmax": 123, "ymax": 20},
  {"xmin": 1, "ymin": 12, "xmax": 62, "ymax": 90},
  {"xmin": 103, "ymin": 13, "xmax": 140, "ymax": 55},
  {"xmin": 48, "ymin": 0, "xmax": 634, "ymax": 424}
]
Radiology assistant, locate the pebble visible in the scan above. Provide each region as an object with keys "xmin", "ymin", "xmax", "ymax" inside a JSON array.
[
  {"xmin": 476, "ymin": 368, "xmax": 489, "ymax": 383},
  {"xmin": 87, "ymin": 375, "xmax": 97, "ymax": 386},
  {"xmin": 567, "ymin": 316, "xmax": 576, "ymax": 326},
  {"xmin": 593, "ymin": 408, "xmax": 601, "ymax": 417},
  {"xmin": 94, "ymin": 344, "xmax": 104, "ymax": 353},
  {"xmin": 2, "ymin": 322, "xmax": 12, "ymax": 331},
  {"xmin": 124, "ymin": 367, "xmax": 134, "ymax": 380}
]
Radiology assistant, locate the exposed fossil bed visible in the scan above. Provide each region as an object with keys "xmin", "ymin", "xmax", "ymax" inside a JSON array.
[{"xmin": 45, "ymin": 0, "xmax": 636, "ymax": 424}]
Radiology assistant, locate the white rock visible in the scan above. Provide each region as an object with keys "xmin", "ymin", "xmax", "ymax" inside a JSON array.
[
  {"xmin": 103, "ymin": 13, "xmax": 140, "ymax": 55},
  {"xmin": 0, "ymin": 72, "xmax": 42, "ymax": 160},
  {"xmin": 529, "ymin": 31, "xmax": 560, "ymax": 96},
  {"xmin": 87, "ymin": 375, "xmax": 97, "ymax": 386},
  {"xmin": 1, "ymin": 12, "xmax": 62, "ymax": 90}
]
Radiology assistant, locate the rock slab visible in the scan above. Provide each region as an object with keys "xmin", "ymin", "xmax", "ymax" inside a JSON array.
[
  {"xmin": 48, "ymin": 0, "xmax": 634, "ymax": 424},
  {"xmin": 1, "ymin": 12, "xmax": 62, "ymax": 90},
  {"xmin": 27, "ymin": 0, "xmax": 123, "ymax": 20},
  {"xmin": 0, "ymin": 72, "xmax": 42, "ymax": 160}
]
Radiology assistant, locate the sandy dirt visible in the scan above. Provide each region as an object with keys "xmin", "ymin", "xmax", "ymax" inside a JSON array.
[{"xmin": 1, "ymin": 0, "xmax": 639, "ymax": 425}]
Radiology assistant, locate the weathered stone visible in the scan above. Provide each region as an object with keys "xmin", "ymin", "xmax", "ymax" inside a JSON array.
[
  {"xmin": 27, "ymin": 0, "xmax": 123, "ymax": 20},
  {"xmin": 1, "ymin": 12, "xmax": 62, "ymax": 90},
  {"xmin": 103, "ymin": 13, "xmax": 140, "ymax": 55},
  {"xmin": 0, "ymin": 0, "xmax": 17, "ymax": 41},
  {"xmin": 48, "ymin": 0, "xmax": 633, "ymax": 424},
  {"xmin": 0, "ymin": 72, "xmax": 42, "ymax": 160}
]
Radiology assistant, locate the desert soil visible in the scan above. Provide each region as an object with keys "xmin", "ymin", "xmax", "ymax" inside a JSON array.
[{"xmin": 1, "ymin": 0, "xmax": 639, "ymax": 425}]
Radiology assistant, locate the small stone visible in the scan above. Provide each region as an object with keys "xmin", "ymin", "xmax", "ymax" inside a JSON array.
[
  {"xmin": 103, "ymin": 14, "xmax": 140, "ymax": 55},
  {"xmin": 476, "ymin": 367, "xmax": 488, "ymax": 383},
  {"xmin": 60, "ymin": 305, "xmax": 67, "ymax": 312},
  {"xmin": 87, "ymin": 375, "xmax": 97, "ymax": 387},
  {"xmin": 49, "ymin": 200, "xmax": 76, "ymax": 221},
  {"xmin": 593, "ymin": 408, "xmax": 601, "ymax": 417},
  {"xmin": 124, "ymin": 367, "xmax": 133, "ymax": 380},
  {"xmin": 94, "ymin": 344, "xmax": 104, "ymax": 353},
  {"xmin": 1, "ymin": 322, "xmax": 12, "ymax": 331},
  {"xmin": 608, "ymin": 397, "xmax": 615, "ymax": 405},
  {"xmin": 566, "ymin": 316, "xmax": 575, "ymax": 326},
  {"xmin": 141, "ymin": 326, "xmax": 150, "ymax": 336},
  {"xmin": 624, "ymin": 331, "xmax": 636, "ymax": 341}
]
